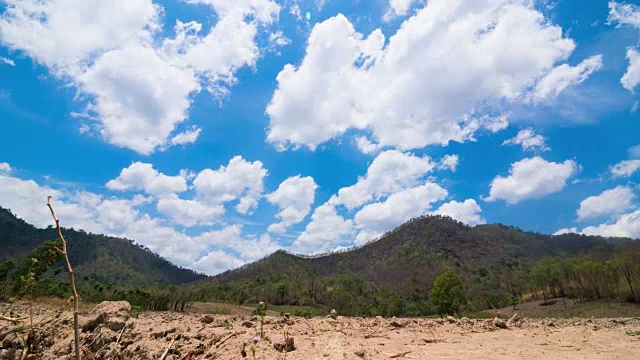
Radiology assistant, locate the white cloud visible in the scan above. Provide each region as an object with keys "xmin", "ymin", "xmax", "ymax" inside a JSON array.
[
  {"xmin": 169, "ymin": 126, "xmax": 202, "ymax": 147},
  {"xmin": 629, "ymin": 144, "xmax": 640, "ymax": 159},
  {"xmin": 192, "ymin": 250, "xmax": 246, "ymax": 275},
  {"xmin": 438, "ymin": 155, "xmax": 460, "ymax": 172},
  {"xmin": 335, "ymin": 150, "xmax": 435, "ymax": 210},
  {"xmin": 608, "ymin": 1, "xmax": 640, "ymax": 28},
  {"xmin": 553, "ymin": 227, "xmax": 578, "ymax": 235},
  {"xmin": 266, "ymin": 1, "xmax": 594, "ymax": 153},
  {"xmin": 193, "ymin": 156, "xmax": 268, "ymax": 214},
  {"xmin": 0, "ymin": 0, "xmax": 280, "ymax": 154},
  {"xmin": 266, "ymin": 175, "xmax": 318, "ymax": 233},
  {"xmin": 77, "ymin": 46, "xmax": 201, "ymax": 154},
  {"xmin": 195, "ymin": 226, "xmax": 281, "ymax": 263},
  {"xmin": 384, "ymin": 0, "xmax": 422, "ymax": 20},
  {"xmin": 354, "ymin": 183, "xmax": 448, "ymax": 235},
  {"xmin": 354, "ymin": 136, "xmax": 383, "ymax": 154},
  {"xmin": 0, "ymin": 169, "xmax": 278, "ymax": 275},
  {"xmin": 433, "ymin": 199, "xmax": 486, "ymax": 226},
  {"xmin": 580, "ymin": 210, "xmax": 640, "ymax": 239},
  {"xmin": 0, "ymin": 0, "xmax": 159, "ymax": 70},
  {"xmin": 0, "ymin": 57, "xmax": 15, "ymax": 66},
  {"xmin": 577, "ymin": 186, "xmax": 636, "ymax": 221},
  {"xmin": 486, "ymin": 156, "xmax": 578, "ymax": 204},
  {"xmin": 502, "ymin": 128, "xmax": 550, "ymax": 152},
  {"xmin": 621, "ymin": 49, "xmax": 640, "ymax": 92},
  {"xmin": 293, "ymin": 199, "xmax": 355, "ymax": 253},
  {"xmin": 106, "ymin": 162, "xmax": 187, "ymax": 196},
  {"xmin": 610, "ymin": 159, "xmax": 640, "ymax": 178},
  {"xmin": 156, "ymin": 195, "xmax": 225, "ymax": 227},
  {"xmin": 608, "ymin": 3, "xmax": 640, "ymax": 92},
  {"xmin": 0, "ymin": 163, "xmax": 12, "ymax": 174},
  {"xmin": 532, "ymin": 55, "xmax": 603, "ymax": 101}
]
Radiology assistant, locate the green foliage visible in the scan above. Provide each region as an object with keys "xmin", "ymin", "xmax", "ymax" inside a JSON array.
[
  {"xmin": 625, "ymin": 330, "xmax": 640, "ymax": 336},
  {"xmin": 430, "ymin": 269, "xmax": 467, "ymax": 315}
]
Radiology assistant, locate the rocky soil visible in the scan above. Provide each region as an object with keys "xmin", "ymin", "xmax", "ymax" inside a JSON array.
[{"xmin": 1, "ymin": 301, "xmax": 639, "ymax": 359}]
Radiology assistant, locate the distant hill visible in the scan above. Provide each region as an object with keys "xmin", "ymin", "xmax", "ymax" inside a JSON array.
[
  {"xmin": 207, "ymin": 215, "xmax": 637, "ymax": 315},
  {"xmin": 215, "ymin": 215, "xmax": 631, "ymax": 286},
  {"xmin": 0, "ymin": 207, "xmax": 207, "ymax": 286}
]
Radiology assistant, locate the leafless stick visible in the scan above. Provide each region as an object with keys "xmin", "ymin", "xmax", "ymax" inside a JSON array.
[
  {"xmin": 47, "ymin": 196, "xmax": 81, "ymax": 360},
  {"xmin": 215, "ymin": 333, "xmax": 238, "ymax": 349},
  {"xmin": 0, "ymin": 315, "xmax": 24, "ymax": 322},
  {"xmin": 116, "ymin": 326, "xmax": 126, "ymax": 344},
  {"xmin": 159, "ymin": 338, "xmax": 176, "ymax": 360},
  {"xmin": 389, "ymin": 350, "xmax": 412, "ymax": 358}
]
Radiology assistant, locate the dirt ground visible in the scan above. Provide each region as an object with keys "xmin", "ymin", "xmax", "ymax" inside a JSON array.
[{"xmin": 1, "ymin": 301, "xmax": 639, "ymax": 359}]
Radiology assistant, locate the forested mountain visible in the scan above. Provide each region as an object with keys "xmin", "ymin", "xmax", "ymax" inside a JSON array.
[
  {"xmin": 0, "ymin": 207, "xmax": 206, "ymax": 286},
  {"xmin": 2, "ymin": 205, "xmax": 639, "ymax": 317},
  {"xmin": 201, "ymin": 215, "xmax": 639, "ymax": 316}
]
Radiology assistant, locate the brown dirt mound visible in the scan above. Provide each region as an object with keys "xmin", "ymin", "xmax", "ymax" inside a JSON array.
[{"xmin": 1, "ymin": 302, "xmax": 639, "ymax": 359}]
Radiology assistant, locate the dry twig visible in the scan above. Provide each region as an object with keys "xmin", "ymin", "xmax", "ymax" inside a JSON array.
[
  {"xmin": 159, "ymin": 338, "xmax": 176, "ymax": 360},
  {"xmin": 389, "ymin": 350, "xmax": 412, "ymax": 358},
  {"xmin": 47, "ymin": 196, "xmax": 81, "ymax": 360}
]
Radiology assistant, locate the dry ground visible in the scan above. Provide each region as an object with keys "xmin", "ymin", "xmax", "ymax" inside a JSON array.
[{"xmin": 1, "ymin": 301, "xmax": 639, "ymax": 359}]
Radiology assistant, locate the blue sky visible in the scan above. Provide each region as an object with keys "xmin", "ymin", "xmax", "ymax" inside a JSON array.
[{"xmin": 1, "ymin": 0, "xmax": 639, "ymax": 274}]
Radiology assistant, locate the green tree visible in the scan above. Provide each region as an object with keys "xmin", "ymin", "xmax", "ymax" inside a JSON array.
[{"xmin": 430, "ymin": 269, "xmax": 466, "ymax": 315}]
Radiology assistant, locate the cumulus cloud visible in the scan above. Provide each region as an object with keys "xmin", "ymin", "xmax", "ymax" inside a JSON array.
[
  {"xmin": 383, "ymin": 0, "xmax": 422, "ymax": 20},
  {"xmin": 0, "ymin": 57, "xmax": 15, "ymax": 66},
  {"xmin": 629, "ymin": 144, "xmax": 640, "ymax": 159},
  {"xmin": 438, "ymin": 155, "xmax": 460, "ymax": 172},
  {"xmin": 608, "ymin": 1, "xmax": 640, "ymax": 28},
  {"xmin": 0, "ymin": 163, "xmax": 12, "ymax": 174},
  {"xmin": 0, "ymin": 169, "xmax": 274, "ymax": 275},
  {"xmin": 433, "ymin": 199, "xmax": 486, "ymax": 226},
  {"xmin": 531, "ymin": 55, "xmax": 603, "ymax": 101},
  {"xmin": 266, "ymin": 175, "xmax": 318, "ymax": 233},
  {"xmin": 193, "ymin": 156, "xmax": 268, "ymax": 214},
  {"xmin": 156, "ymin": 195, "xmax": 225, "ymax": 227},
  {"xmin": 0, "ymin": 0, "xmax": 280, "ymax": 154},
  {"xmin": 266, "ymin": 0, "xmax": 599, "ymax": 153},
  {"xmin": 486, "ymin": 157, "xmax": 578, "ymax": 204},
  {"xmin": 502, "ymin": 128, "xmax": 550, "ymax": 152},
  {"xmin": 354, "ymin": 136, "xmax": 383, "ymax": 155},
  {"xmin": 293, "ymin": 199, "xmax": 355, "ymax": 253},
  {"xmin": 577, "ymin": 186, "xmax": 636, "ymax": 221},
  {"xmin": 335, "ymin": 150, "xmax": 435, "ymax": 210},
  {"xmin": 564, "ymin": 211, "xmax": 640, "ymax": 240},
  {"xmin": 169, "ymin": 127, "xmax": 202, "ymax": 147},
  {"xmin": 610, "ymin": 159, "xmax": 640, "ymax": 178},
  {"xmin": 354, "ymin": 183, "xmax": 448, "ymax": 234},
  {"xmin": 608, "ymin": 2, "xmax": 640, "ymax": 92},
  {"xmin": 106, "ymin": 162, "xmax": 188, "ymax": 196},
  {"xmin": 621, "ymin": 49, "xmax": 640, "ymax": 92}
]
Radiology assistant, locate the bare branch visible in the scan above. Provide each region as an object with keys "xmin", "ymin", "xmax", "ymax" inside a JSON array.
[{"xmin": 159, "ymin": 338, "xmax": 176, "ymax": 360}]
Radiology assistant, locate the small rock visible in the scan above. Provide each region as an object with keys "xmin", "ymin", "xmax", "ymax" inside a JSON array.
[
  {"xmin": 494, "ymin": 318, "xmax": 508, "ymax": 329},
  {"xmin": 200, "ymin": 315, "xmax": 214, "ymax": 324},
  {"xmin": 446, "ymin": 316, "xmax": 457, "ymax": 324},
  {"xmin": 274, "ymin": 337, "xmax": 296, "ymax": 353},
  {"xmin": 390, "ymin": 321, "xmax": 405, "ymax": 328},
  {"xmin": 330, "ymin": 309, "xmax": 338, "ymax": 320},
  {"xmin": 242, "ymin": 321, "xmax": 254, "ymax": 328},
  {"xmin": 354, "ymin": 350, "xmax": 366, "ymax": 358}
]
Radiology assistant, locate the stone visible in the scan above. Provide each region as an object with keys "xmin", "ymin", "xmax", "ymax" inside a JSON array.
[
  {"xmin": 446, "ymin": 316, "xmax": 457, "ymax": 324},
  {"xmin": 200, "ymin": 315, "xmax": 214, "ymax": 324}
]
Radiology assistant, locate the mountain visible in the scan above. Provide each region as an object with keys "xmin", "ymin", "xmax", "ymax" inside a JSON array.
[
  {"xmin": 0, "ymin": 207, "xmax": 206, "ymax": 286},
  {"xmin": 215, "ymin": 215, "xmax": 631, "ymax": 285},
  {"xmin": 205, "ymin": 215, "xmax": 638, "ymax": 315}
]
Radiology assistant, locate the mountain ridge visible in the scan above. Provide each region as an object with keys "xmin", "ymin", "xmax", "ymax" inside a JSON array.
[{"xmin": 0, "ymin": 206, "xmax": 207, "ymax": 286}]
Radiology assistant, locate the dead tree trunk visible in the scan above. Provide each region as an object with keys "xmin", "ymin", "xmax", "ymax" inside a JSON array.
[{"xmin": 47, "ymin": 196, "xmax": 81, "ymax": 360}]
